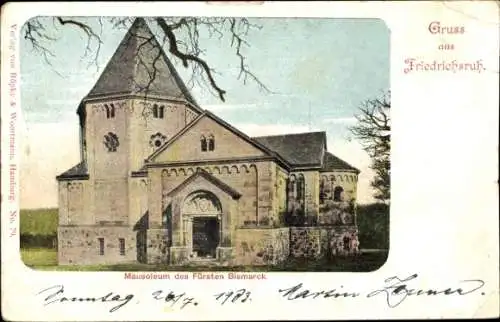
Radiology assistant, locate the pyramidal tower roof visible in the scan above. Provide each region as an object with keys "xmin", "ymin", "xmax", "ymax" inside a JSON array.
[{"xmin": 85, "ymin": 18, "xmax": 198, "ymax": 106}]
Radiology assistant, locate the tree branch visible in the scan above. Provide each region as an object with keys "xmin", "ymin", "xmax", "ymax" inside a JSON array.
[{"xmin": 155, "ymin": 17, "xmax": 227, "ymax": 101}]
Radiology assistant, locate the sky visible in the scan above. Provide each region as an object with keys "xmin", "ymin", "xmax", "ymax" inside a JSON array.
[{"xmin": 19, "ymin": 17, "xmax": 390, "ymax": 209}]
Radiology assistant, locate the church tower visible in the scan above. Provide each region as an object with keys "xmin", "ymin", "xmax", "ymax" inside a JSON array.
[
  {"xmin": 57, "ymin": 18, "xmax": 203, "ymax": 264},
  {"xmin": 82, "ymin": 18, "xmax": 202, "ymax": 224}
]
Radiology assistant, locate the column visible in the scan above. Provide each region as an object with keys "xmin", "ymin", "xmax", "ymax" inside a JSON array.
[
  {"xmin": 148, "ymin": 169, "xmax": 162, "ymax": 228},
  {"xmin": 170, "ymin": 197, "xmax": 183, "ymax": 246}
]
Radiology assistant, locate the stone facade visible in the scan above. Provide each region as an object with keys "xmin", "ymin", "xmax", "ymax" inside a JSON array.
[
  {"xmin": 289, "ymin": 226, "xmax": 359, "ymax": 260},
  {"xmin": 56, "ymin": 18, "xmax": 361, "ymax": 267}
]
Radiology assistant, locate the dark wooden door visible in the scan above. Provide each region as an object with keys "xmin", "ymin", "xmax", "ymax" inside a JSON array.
[{"xmin": 192, "ymin": 217, "xmax": 219, "ymax": 258}]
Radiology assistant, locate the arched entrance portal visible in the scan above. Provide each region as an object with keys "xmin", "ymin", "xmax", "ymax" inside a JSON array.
[{"xmin": 183, "ymin": 191, "xmax": 222, "ymax": 259}]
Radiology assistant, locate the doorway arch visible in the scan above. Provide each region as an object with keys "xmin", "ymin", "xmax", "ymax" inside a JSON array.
[{"xmin": 182, "ymin": 191, "xmax": 222, "ymax": 259}]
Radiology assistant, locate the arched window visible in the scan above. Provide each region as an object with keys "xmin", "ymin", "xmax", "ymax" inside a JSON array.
[
  {"xmin": 288, "ymin": 175, "xmax": 296, "ymax": 199},
  {"xmin": 105, "ymin": 104, "xmax": 110, "ymax": 118},
  {"xmin": 159, "ymin": 105, "xmax": 165, "ymax": 118},
  {"xmin": 208, "ymin": 135, "xmax": 215, "ymax": 151},
  {"xmin": 319, "ymin": 176, "xmax": 327, "ymax": 204},
  {"xmin": 333, "ymin": 186, "xmax": 344, "ymax": 202},
  {"xmin": 200, "ymin": 135, "xmax": 207, "ymax": 152},
  {"xmin": 152, "ymin": 104, "xmax": 159, "ymax": 118},
  {"xmin": 109, "ymin": 103, "xmax": 115, "ymax": 118},
  {"xmin": 296, "ymin": 174, "xmax": 305, "ymax": 201}
]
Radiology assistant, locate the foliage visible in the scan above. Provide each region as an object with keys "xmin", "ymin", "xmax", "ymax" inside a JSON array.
[
  {"xmin": 356, "ymin": 203, "xmax": 389, "ymax": 249},
  {"xmin": 350, "ymin": 91, "xmax": 391, "ymax": 202},
  {"xmin": 20, "ymin": 208, "xmax": 58, "ymax": 248},
  {"xmin": 20, "ymin": 208, "xmax": 58, "ymax": 235}
]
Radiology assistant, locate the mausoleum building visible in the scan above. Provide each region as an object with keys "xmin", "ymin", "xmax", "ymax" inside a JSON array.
[{"xmin": 56, "ymin": 18, "xmax": 360, "ymax": 266}]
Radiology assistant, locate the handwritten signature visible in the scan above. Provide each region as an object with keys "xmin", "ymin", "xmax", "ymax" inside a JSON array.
[
  {"xmin": 366, "ymin": 273, "xmax": 485, "ymax": 308},
  {"xmin": 278, "ymin": 273, "xmax": 485, "ymax": 308}
]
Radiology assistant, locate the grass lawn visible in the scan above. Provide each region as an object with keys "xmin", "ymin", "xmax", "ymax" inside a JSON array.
[{"xmin": 21, "ymin": 248, "xmax": 388, "ymax": 272}]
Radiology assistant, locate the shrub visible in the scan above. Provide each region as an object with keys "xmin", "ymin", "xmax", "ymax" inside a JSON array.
[
  {"xmin": 356, "ymin": 203, "xmax": 389, "ymax": 249},
  {"xmin": 20, "ymin": 208, "xmax": 58, "ymax": 249}
]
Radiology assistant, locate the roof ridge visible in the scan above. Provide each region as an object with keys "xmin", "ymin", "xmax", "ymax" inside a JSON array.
[{"xmin": 252, "ymin": 131, "xmax": 326, "ymax": 139}]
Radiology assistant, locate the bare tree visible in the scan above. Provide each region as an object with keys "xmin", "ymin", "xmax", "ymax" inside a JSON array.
[
  {"xmin": 350, "ymin": 91, "xmax": 390, "ymax": 203},
  {"xmin": 22, "ymin": 16, "xmax": 272, "ymax": 102}
]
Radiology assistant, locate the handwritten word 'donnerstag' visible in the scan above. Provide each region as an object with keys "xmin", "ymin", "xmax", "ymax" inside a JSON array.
[
  {"xmin": 37, "ymin": 285, "xmax": 134, "ymax": 313},
  {"xmin": 367, "ymin": 273, "xmax": 486, "ymax": 308}
]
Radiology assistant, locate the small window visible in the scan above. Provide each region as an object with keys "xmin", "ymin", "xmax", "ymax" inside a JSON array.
[
  {"xmin": 333, "ymin": 186, "xmax": 344, "ymax": 202},
  {"xmin": 105, "ymin": 104, "xmax": 115, "ymax": 119},
  {"xmin": 119, "ymin": 238, "xmax": 125, "ymax": 256},
  {"xmin": 98, "ymin": 238, "xmax": 104, "ymax": 255},
  {"xmin": 110, "ymin": 104, "xmax": 115, "ymax": 118},
  {"xmin": 159, "ymin": 105, "xmax": 165, "ymax": 118},
  {"xmin": 208, "ymin": 135, "xmax": 215, "ymax": 151},
  {"xmin": 296, "ymin": 174, "xmax": 305, "ymax": 200},
  {"xmin": 201, "ymin": 135, "xmax": 207, "ymax": 151},
  {"xmin": 343, "ymin": 236, "xmax": 351, "ymax": 251},
  {"xmin": 319, "ymin": 179, "xmax": 325, "ymax": 204},
  {"xmin": 153, "ymin": 104, "xmax": 159, "ymax": 118}
]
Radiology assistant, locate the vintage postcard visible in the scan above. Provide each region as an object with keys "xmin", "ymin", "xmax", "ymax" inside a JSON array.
[{"xmin": 1, "ymin": 1, "xmax": 499, "ymax": 321}]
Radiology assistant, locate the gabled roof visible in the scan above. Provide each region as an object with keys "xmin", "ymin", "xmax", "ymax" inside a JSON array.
[
  {"xmin": 146, "ymin": 110, "xmax": 290, "ymax": 168},
  {"xmin": 56, "ymin": 161, "xmax": 89, "ymax": 181},
  {"xmin": 167, "ymin": 168, "xmax": 241, "ymax": 199},
  {"xmin": 321, "ymin": 151, "xmax": 360, "ymax": 173},
  {"xmin": 84, "ymin": 18, "xmax": 198, "ymax": 106},
  {"xmin": 252, "ymin": 132, "xmax": 327, "ymax": 167}
]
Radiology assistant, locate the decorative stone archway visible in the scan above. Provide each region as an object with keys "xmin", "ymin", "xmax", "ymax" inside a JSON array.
[{"xmin": 182, "ymin": 191, "xmax": 223, "ymax": 260}]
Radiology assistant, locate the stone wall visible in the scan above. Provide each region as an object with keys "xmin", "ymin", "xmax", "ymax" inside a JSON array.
[
  {"xmin": 58, "ymin": 180, "xmax": 91, "ymax": 226},
  {"xmin": 290, "ymin": 226, "xmax": 359, "ymax": 260},
  {"xmin": 290, "ymin": 227, "xmax": 322, "ymax": 258},
  {"xmin": 234, "ymin": 228, "xmax": 289, "ymax": 266},
  {"xmin": 58, "ymin": 226, "xmax": 136, "ymax": 265},
  {"xmin": 319, "ymin": 171, "xmax": 358, "ymax": 225},
  {"xmin": 145, "ymin": 228, "xmax": 169, "ymax": 264},
  {"xmin": 86, "ymin": 100, "xmax": 130, "ymax": 180},
  {"xmin": 157, "ymin": 161, "xmax": 280, "ymax": 228},
  {"xmin": 129, "ymin": 99, "xmax": 198, "ymax": 171}
]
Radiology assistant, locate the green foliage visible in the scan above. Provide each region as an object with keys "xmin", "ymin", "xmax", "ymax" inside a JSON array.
[
  {"xmin": 357, "ymin": 203, "xmax": 389, "ymax": 249},
  {"xmin": 20, "ymin": 208, "xmax": 58, "ymax": 248},
  {"xmin": 20, "ymin": 208, "xmax": 58, "ymax": 235}
]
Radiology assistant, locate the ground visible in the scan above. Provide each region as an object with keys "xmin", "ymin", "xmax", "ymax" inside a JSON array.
[{"xmin": 21, "ymin": 248, "xmax": 388, "ymax": 272}]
